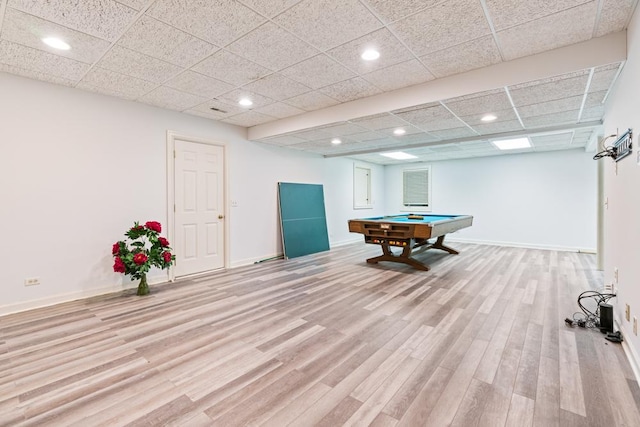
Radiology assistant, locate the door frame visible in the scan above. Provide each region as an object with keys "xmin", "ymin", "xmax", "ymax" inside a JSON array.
[{"xmin": 166, "ymin": 130, "xmax": 229, "ymax": 281}]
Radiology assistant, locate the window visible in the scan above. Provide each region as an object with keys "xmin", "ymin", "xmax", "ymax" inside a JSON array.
[
  {"xmin": 402, "ymin": 167, "xmax": 431, "ymax": 211},
  {"xmin": 354, "ymin": 164, "xmax": 372, "ymax": 209}
]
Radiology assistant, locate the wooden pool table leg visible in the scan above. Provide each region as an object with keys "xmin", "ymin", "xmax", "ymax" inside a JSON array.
[
  {"xmin": 431, "ymin": 235, "xmax": 459, "ymax": 254},
  {"xmin": 366, "ymin": 243, "xmax": 431, "ymax": 271}
]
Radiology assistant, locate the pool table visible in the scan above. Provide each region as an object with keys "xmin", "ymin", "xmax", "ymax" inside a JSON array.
[{"xmin": 348, "ymin": 214, "xmax": 473, "ymax": 271}]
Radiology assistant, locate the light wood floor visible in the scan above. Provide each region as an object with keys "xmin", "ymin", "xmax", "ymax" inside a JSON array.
[{"xmin": 2, "ymin": 242, "xmax": 640, "ymax": 426}]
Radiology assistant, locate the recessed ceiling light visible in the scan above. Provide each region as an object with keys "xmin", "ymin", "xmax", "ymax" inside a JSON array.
[
  {"xmin": 331, "ymin": 138, "xmax": 342, "ymax": 145},
  {"xmin": 380, "ymin": 152, "xmax": 417, "ymax": 160},
  {"xmin": 42, "ymin": 37, "xmax": 70, "ymax": 50},
  {"xmin": 393, "ymin": 128, "xmax": 406, "ymax": 135},
  {"xmin": 238, "ymin": 98, "xmax": 253, "ymax": 107},
  {"xmin": 361, "ymin": 49, "xmax": 380, "ymax": 61},
  {"xmin": 492, "ymin": 137, "xmax": 531, "ymax": 150},
  {"xmin": 481, "ymin": 114, "xmax": 497, "ymax": 122}
]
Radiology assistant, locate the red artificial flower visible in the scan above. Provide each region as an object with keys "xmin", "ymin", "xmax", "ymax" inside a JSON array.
[
  {"xmin": 133, "ymin": 253, "xmax": 148, "ymax": 265},
  {"xmin": 158, "ymin": 237, "xmax": 170, "ymax": 247},
  {"xmin": 163, "ymin": 251, "xmax": 172, "ymax": 263},
  {"xmin": 131, "ymin": 225, "xmax": 144, "ymax": 232},
  {"xmin": 112, "ymin": 242, "xmax": 120, "ymax": 255},
  {"xmin": 113, "ymin": 257, "xmax": 126, "ymax": 273},
  {"xmin": 145, "ymin": 221, "xmax": 162, "ymax": 233}
]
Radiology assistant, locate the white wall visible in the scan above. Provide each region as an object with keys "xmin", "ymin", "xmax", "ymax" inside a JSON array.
[
  {"xmin": 384, "ymin": 149, "xmax": 597, "ymax": 251},
  {"xmin": 602, "ymin": 5, "xmax": 640, "ymax": 374},
  {"xmin": 0, "ymin": 72, "xmax": 385, "ymax": 314}
]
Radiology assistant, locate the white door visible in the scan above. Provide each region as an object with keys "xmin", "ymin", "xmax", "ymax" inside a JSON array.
[{"xmin": 174, "ymin": 139, "xmax": 225, "ymax": 277}]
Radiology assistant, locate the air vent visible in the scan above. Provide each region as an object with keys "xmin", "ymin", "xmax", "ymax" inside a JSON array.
[{"xmin": 210, "ymin": 107, "xmax": 227, "ymax": 113}]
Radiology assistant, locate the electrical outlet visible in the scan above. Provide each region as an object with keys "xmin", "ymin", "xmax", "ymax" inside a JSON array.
[
  {"xmin": 626, "ymin": 304, "xmax": 631, "ymax": 322},
  {"xmin": 614, "ymin": 268, "xmax": 619, "ymax": 284},
  {"xmin": 24, "ymin": 277, "xmax": 40, "ymax": 286},
  {"xmin": 634, "ymin": 317, "xmax": 638, "ymax": 335}
]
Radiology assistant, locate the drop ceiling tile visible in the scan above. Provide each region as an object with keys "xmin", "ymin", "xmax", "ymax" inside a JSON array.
[
  {"xmin": 139, "ymin": 86, "xmax": 209, "ymax": 111},
  {"xmin": 458, "ymin": 108, "xmax": 519, "ymax": 126},
  {"xmin": 147, "ymin": 0, "xmax": 266, "ymax": 46},
  {"xmin": 192, "ymin": 50, "xmax": 272, "ymax": 86},
  {"xmin": 0, "ymin": 40, "xmax": 90, "ymax": 81},
  {"xmin": 362, "ymin": 59, "xmax": 434, "ymax": 91},
  {"xmin": 318, "ymin": 77, "xmax": 382, "ymax": 102},
  {"xmin": 580, "ymin": 105, "xmax": 605, "ymax": 121},
  {"xmin": 518, "ymin": 95, "xmax": 584, "ymax": 118},
  {"xmin": 326, "ymin": 28, "xmax": 413, "ymax": 75},
  {"xmin": 78, "ymin": 66, "xmax": 156, "ymax": 99},
  {"xmin": 496, "ymin": 3, "xmax": 596, "ymax": 61},
  {"xmin": 238, "ymin": 0, "xmax": 303, "ymax": 18},
  {"xmin": 273, "ymin": 0, "xmax": 382, "ymax": 51},
  {"xmin": 509, "ymin": 72, "xmax": 589, "ymax": 106},
  {"xmin": 117, "ymin": 0, "xmax": 148, "ymax": 10},
  {"xmin": 283, "ymin": 91, "xmax": 340, "ymax": 111},
  {"xmin": 97, "ymin": 45, "xmax": 182, "ymax": 83},
  {"xmin": 8, "ymin": 0, "xmax": 138, "ymax": 41},
  {"xmin": 280, "ymin": 54, "xmax": 355, "ymax": 89},
  {"xmin": 483, "ymin": 0, "xmax": 588, "ymax": 30},
  {"xmin": 287, "ymin": 127, "xmax": 332, "ymax": 141},
  {"xmin": 165, "ymin": 71, "xmax": 234, "ymax": 98},
  {"xmin": 226, "ymin": 22, "xmax": 319, "ymax": 70},
  {"xmin": 521, "ymin": 110, "xmax": 579, "ymax": 128},
  {"xmin": 589, "ymin": 65, "xmax": 620, "ymax": 92},
  {"xmin": 117, "ymin": 15, "xmax": 220, "ymax": 67},
  {"xmin": 595, "ymin": 0, "xmax": 635, "ymax": 37},
  {"xmin": 443, "ymin": 90, "xmax": 512, "ymax": 117},
  {"xmin": 188, "ymin": 99, "xmax": 245, "ymax": 118},
  {"xmin": 389, "ymin": 0, "xmax": 491, "ymax": 56},
  {"xmin": 0, "ymin": 63, "xmax": 76, "ymax": 87},
  {"xmin": 420, "ymin": 36, "xmax": 502, "ymax": 78},
  {"xmin": 363, "ymin": 0, "xmax": 441, "ymax": 24},
  {"xmin": 352, "ymin": 113, "xmax": 410, "ymax": 130},
  {"xmin": 347, "ymin": 130, "xmax": 386, "ymax": 142},
  {"xmin": 429, "ymin": 127, "xmax": 478, "ymax": 140},
  {"xmin": 319, "ymin": 122, "xmax": 370, "ymax": 136},
  {"xmin": 217, "ymin": 89, "xmax": 275, "ymax": 109},
  {"xmin": 242, "ymin": 73, "xmax": 311, "ymax": 101},
  {"xmin": 530, "ymin": 132, "xmax": 574, "ymax": 145},
  {"xmin": 253, "ymin": 102, "xmax": 305, "ymax": 119},
  {"xmin": 1, "ymin": 7, "xmax": 112, "ymax": 64},
  {"xmin": 470, "ymin": 119, "xmax": 524, "ymax": 135},
  {"xmin": 377, "ymin": 125, "xmax": 424, "ymax": 137},
  {"xmin": 584, "ymin": 90, "xmax": 607, "ymax": 107},
  {"xmin": 396, "ymin": 132, "xmax": 440, "ymax": 145},
  {"xmin": 393, "ymin": 103, "xmax": 463, "ymax": 129},
  {"xmin": 223, "ymin": 111, "xmax": 276, "ymax": 126}
]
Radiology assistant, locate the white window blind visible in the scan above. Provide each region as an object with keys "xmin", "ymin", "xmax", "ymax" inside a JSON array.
[{"xmin": 403, "ymin": 168, "xmax": 430, "ymax": 208}]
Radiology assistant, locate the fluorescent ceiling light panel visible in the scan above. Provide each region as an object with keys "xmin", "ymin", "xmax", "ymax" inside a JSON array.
[
  {"xmin": 393, "ymin": 128, "xmax": 406, "ymax": 135},
  {"xmin": 380, "ymin": 151, "xmax": 417, "ymax": 160},
  {"xmin": 481, "ymin": 114, "xmax": 497, "ymax": 122},
  {"xmin": 238, "ymin": 98, "xmax": 253, "ymax": 106},
  {"xmin": 331, "ymin": 138, "xmax": 342, "ymax": 145},
  {"xmin": 492, "ymin": 137, "xmax": 531, "ymax": 150},
  {"xmin": 42, "ymin": 37, "xmax": 70, "ymax": 50}
]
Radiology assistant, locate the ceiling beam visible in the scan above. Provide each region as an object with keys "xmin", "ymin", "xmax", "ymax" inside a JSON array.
[
  {"xmin": 248, "ymin": 31, "xmax": 626, "ymax": 141},
  {"xmin": 323, "ymin": 121, "xmax": 603, "ymax": 158}
]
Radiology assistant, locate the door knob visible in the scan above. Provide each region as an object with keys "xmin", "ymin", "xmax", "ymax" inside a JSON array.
[{"xmin": 218, "ymin": 214, "xmax": 224, "ymax": 219}]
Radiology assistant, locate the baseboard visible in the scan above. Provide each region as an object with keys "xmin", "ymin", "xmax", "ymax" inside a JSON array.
[
  {"xmin": 330, "ymin": 237, "xmax": 362, "ymax": 248},
  {"xmin": 616, "ymin": 317, "xmax": 640, "ymax": 384},
  {"xmin": 229, "ymin": 253, "xmax": 285, "ymax": 268},
  {"xmin": 0, "ymin": 275, "xmax": 168, "ymax": 317},
  {"xmin": 445, "ymin": 237, "xmax": 596, "ymax": 253}
]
